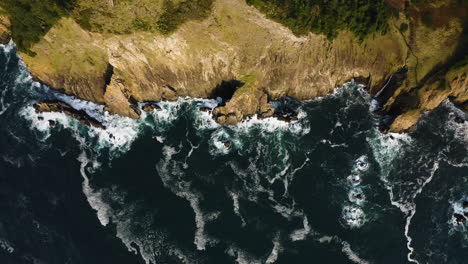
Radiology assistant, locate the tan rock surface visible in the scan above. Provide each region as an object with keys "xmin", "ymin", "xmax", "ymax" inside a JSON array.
[{"xmin": 0, "ymin": 13, "xmax": 11, "ymax": 45}]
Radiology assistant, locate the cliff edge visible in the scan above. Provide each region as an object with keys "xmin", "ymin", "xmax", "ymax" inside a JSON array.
[{"xmin": 0, "ymin": 0, "xmax": 466, "ymax": 132}]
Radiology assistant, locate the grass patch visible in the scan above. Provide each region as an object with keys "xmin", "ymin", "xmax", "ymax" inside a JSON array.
[
  {"xmin": 0, "ymin": 0, "xmax": 214, "ymax": 53},
  {"xmin": 157, "ymin": 0, "xmax": 214, "ymax": 35},
  {"xmin": 246, "ymin": 0, "xmax": 393, "ymax": 40}
]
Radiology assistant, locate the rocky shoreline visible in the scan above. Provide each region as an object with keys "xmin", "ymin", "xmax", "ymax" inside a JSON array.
[{"xmin": 0, "ymin": 0, "xmax": 466, "ymax": 132}]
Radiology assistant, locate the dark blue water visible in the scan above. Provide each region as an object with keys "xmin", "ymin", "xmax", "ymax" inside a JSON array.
[{"xmin": 0, "ymin": 42, "xmax": 467, "ymax": 264}]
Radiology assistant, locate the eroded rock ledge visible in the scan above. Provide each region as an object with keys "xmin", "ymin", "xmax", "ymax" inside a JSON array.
[
  {"xmin": 2, "ymin": 0, "xmax": 467, "ymax": 132},
  {"xmin": 34, "ymin": 100, "xmax": 105, "ymax": 129}
]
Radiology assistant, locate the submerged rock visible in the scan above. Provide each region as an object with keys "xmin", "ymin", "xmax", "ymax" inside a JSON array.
[
  {"xmin": 33, "ymin": 100, "xmax": 106, "ymax": 129},
  {"xmin": 48, "ymin": 120, "xmax": 56, "ymax": 127},
  {"xmin": 199, "ymin": 107, "xmax": 212, "ymax": 112},
  {"xmin": 453, "ymin": 213, "xmax": 466, "ymax": 224},
  {"xmin": 274, "ymin": 112, "xmax": 299, "ymax": 122},
  {"xmin": 142, "ymin": 103, "xmax": 162, "ymax": 112}
]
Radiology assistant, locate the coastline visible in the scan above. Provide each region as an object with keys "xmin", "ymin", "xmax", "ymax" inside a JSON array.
[{"xmin": 0, "ymin": 0, "xmax": 467, "ymax": 133}]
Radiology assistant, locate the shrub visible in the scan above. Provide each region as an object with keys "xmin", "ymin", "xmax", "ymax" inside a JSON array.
[
  {"xmin": 421, "ymin": 11, "xmax": 433, "ymax": 28},
  {"xmin": 246, "ymin": 0, "xmax": 393, "ymax": 40}
]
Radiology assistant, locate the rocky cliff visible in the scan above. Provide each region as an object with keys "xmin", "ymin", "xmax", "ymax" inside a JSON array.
[{"xmin": 0, "ymin": 0, "xmax": 466, "ymax": 132}]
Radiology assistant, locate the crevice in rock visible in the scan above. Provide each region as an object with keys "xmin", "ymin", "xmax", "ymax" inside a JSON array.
[
  {"xmin": 373, "ymin": 67, "xmax": 408, "ymax": 113},
  {"xmin": 163, "ymin": 84, "xmax": 176, "ymax": 93},
  {"xmin": 128, "ymin": 95, "xmax": 142, "ymax": 116},
  {"xmin": 103, "ymin": 63, "xmax": 114, "ymax": 94},
  {"xmin": 353, "ymin": 76, "xmax": 372, "ymax": 89}
]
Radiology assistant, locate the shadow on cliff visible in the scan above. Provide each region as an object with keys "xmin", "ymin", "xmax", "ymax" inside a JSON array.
[{"xmin": 209, "ymin": 80, "xmax": 244, "ymax": 101}]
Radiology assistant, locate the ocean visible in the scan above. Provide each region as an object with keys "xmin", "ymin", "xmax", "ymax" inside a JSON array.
[{"xmin": 0, "ymin": 42, "xmax": 467, "ymax": 264}]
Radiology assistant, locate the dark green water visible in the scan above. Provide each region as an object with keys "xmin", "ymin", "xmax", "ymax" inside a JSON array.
[{"xmin": 0, "ymin": 43, "xmax": 467, "ymax": 264}]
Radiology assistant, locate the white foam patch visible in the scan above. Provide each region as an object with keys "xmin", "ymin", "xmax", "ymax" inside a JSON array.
[
  {"xmin": 353, "ymin": 155, "xmax": 369, "ymax": 172},
  {"xmin": 209, "ymin": 129, "xmax": 238, "ymax": 156},
  {"xmin": 448, "ymin": 197, "xmax": 468, "ymax": 239},
  {"xmin": 0, "ymin": 39, "xmax": 15, "ymax": 54},
  {"xmin": 145, "ymin": 100, "xmax": 181, "ymax": 125},
  {"xmin": 266, "ymin": 234, "xmax": 282, "ymax": 264},
  {"xmin": 290, "ymin": 215, "xmax": 311, "ymax": 241},
  {"xmin": 342, "ymin": 205, "xmax": 366, "ymax": 228},
  {"xmin": 140, "ymin": 97, "xmax": 221, "ymax": 133},
  {"xmin": 230, "ymin": 192, "xmax": 246, "ymax": 227},
  {"xmin": 341, "ymin": 241, "xmax": 370, "ymax": 264},
  {"xmin": 0, "ymin": 238, "xmax": 14, "ymax": 254},
  {"xmin": 235, "ymin": 114, "xmax": 309, "ymax": 136},
  {"xmin": 320, "ymin": 139, "xmax": 348, "ymax": 148},
  {"xmin": 95, "ymin": 112, "xmax": 141, "ymax": 153},
  {"xmin": 20, "ymin": 106, "xmax": 78, "ymax": 140},
  {"xmin": 227, "ymin": 246, "xmax": 262, "ymax": 264},
  {"xmin": 347, "ymin": 173, "xmax": 363, "ymax": 187},
  {"xmin": 193, "ymin": 98, "xmax": 221, "ymax": 131},
  {"xmin": 348, "ymin": 188, "xmax": 365, "ymax": 205},
  {"xmin": 78, "ymin": 152, "xmax": 112, "ymax": 226},
  {"xmin": 317, "ymin": 236, "xmax": 334, "ymax": 243}
]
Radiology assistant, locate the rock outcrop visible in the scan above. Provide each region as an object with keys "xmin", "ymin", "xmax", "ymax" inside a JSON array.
[
  {"xmin": 0, "ymin": 12, "xmax": 11, "ymax": 45},
  {"xmin": 2, "ymin": 0, "xmax": 467, "ymax": 131},
  {"xmin": 213, "ymin": 75, "xmax": 275, "ymax": 124},
  {"xmin": 34, "ymin": 100, "xmax": 105, "ymax": 129}
]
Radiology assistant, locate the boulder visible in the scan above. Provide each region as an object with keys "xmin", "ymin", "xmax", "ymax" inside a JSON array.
[{"xmin": 142, "ymin": 103, "xmax": 162, "ymax": 112}]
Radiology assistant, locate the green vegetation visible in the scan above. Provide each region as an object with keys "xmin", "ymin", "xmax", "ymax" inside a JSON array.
[
  {"xmin": 0, "ymin": 0, "xmax": 75, "ymax": 55},
  {"xmin": 157, "ymin": 0, "xmax": 213, "ymax": 34},
  {"xmin": 0, "ymin": 0, "xmax": 214, "ymax": 53},
  {"xmin": 421, "ymin": 11, "xmax": 434, "ymax": 27},
  {"xmin": 72, "ymin": 0, "xmax": 213, "ymax": 35},
  {"xmin": 246, "ymin": 0, "xmax": 393, "ymax": 40},
  {"xmin": 400, "ymin": 23, "xmax": 409, "ymax": 33}
]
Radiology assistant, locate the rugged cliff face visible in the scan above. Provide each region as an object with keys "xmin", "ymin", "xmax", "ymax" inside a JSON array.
[{"xmin": 0, "ymin": 0, "xmax": 466, "ymax": 132}]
